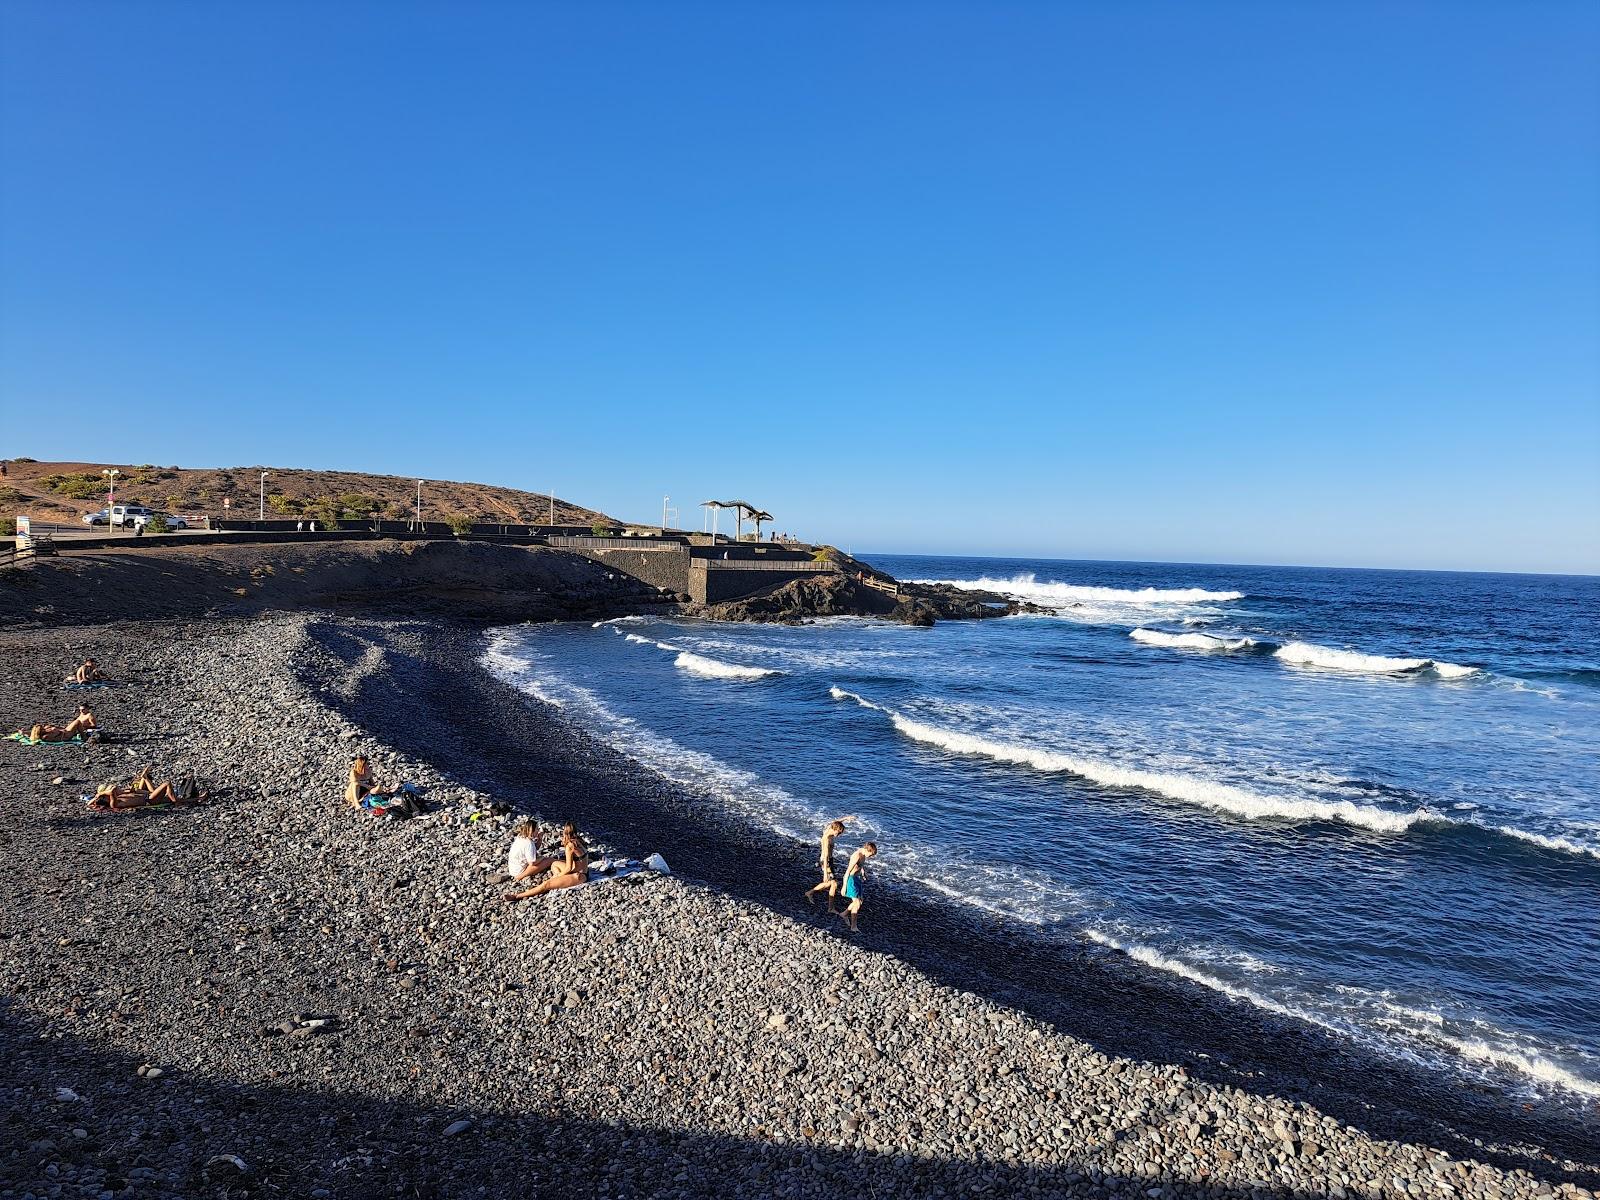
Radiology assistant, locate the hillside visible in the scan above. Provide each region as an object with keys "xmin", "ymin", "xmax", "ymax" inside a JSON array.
[{"xmin": 0, "ymin": 458, "xmax": 616, "ymax": 528}]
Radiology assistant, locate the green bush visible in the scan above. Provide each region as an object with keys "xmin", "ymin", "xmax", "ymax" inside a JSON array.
[
  {"xmin": 1, "ymin": 517, "xmax": 15, "ymax": 535},
  {"xmin": 590, "ymin": 520, "xmax": 613, "ymax": 537},
  {"xmin": 267, "ymin": 492, "xmax": 302, "ymax": 515},
  {"xmin": 11, "ymin": 457, "xmax": 36, "ymax": 464},
  {"xmin": 446, "ymin": 514, "xmax": 475, "ymax": 536},
  {"xmin": 143, "ymin": 514, "xmax": 170, "ymax": 534},
  {"xmin": 41, "ymin": 472, "xmax": 106, "ymax": 500},
  {"xmin": 812, "ymin": 545, "xmax": 840, "ymax": 563}
]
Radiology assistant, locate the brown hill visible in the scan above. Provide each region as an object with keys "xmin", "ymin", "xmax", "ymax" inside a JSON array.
[{"xmin": 0, "ymin": 458, "xmax": 616, "ymax": 528}]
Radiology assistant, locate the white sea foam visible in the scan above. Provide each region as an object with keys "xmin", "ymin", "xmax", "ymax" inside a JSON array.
[
  {"xmin": 1494, "ymin": 824, "xmax": 1600, "ymax": 861},
  {"xmin": 1130, "ymin": 628, "xmax": 1260, "ymax": 653},
  {"xmin": 1089, "ymin": 931, "xmax": 1600, "ymax": 1099},
  {"xmin": 615, "ymin": 627, "xmax": 780, "ymax": 680},
  {"xmin": 925, "ymin": 574, "xmax": 1245, "ymax": 608},
  {"xmin": 1448, "ymin": 1040, "xmax": 1600, "ymax": 1099},
  {"xmin": 1085, "ymin": 930, "xmax": 1342, "ymax": 1029},
  {"xmin": 1275, "ymin": 641, "xmax": 1479, "ymax": 679},
  {"xmin": 674, "ymin": 651, "xmax": 781, "ymax": 680},
  {"xmin": 829, "ymin": 688, "xmax": 1426, "ymax": 834}
]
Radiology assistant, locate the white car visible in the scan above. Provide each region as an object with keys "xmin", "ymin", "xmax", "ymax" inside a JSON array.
[
  {"xmin": 130, "ymin": 512, "xmax": 188, "ymax": 531},
  {"xmin": 83, "ymin": 510, "xmax": 109, "ymax": 525}
]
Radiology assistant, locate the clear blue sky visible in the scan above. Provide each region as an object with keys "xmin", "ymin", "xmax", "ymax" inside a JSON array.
[{"xmin": 2, "ymin": 1, "xmax": 1596, "ymax": 573}]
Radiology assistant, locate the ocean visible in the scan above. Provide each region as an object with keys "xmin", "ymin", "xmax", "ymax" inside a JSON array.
[{"xmin": 482, "ymin": 555, "xmax": 1600, "ymax": 1104}]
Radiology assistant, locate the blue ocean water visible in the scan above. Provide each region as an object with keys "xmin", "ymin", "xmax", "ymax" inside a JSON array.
[{"xmin": 483, "ymin": 556, "xmax": 1600, "ymax": 1102}]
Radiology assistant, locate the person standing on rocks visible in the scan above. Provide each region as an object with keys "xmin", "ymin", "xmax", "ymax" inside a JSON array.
[
  {"xmin": 837, "ymin": 841, "xmax": 877, "ymax": 933},
  {"xmin": 804, "ymin": 816, "xmax": 855, "ymax": 912}
]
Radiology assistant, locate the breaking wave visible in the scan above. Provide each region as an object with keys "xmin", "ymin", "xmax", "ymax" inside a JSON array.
[
  {"xmin": 1275, "ymin": 641, "xmax": 1479, "ymax": 679},
  {"xmin": 1130, "ymin": 628, "xmax": 1261, "ymax": 653},
  {"xmin": 674, "ymin": 651, "xmax": 781, "ymax": 680},
  {"xmin": 613, "ymin": 627, "xmax": 781, "ymax": 680},
  {"xmin": 928, "ymin": 574, "xmax": 1245, "ymax": 607},
  {"xmin": 828, "ymin": 688, "xmax": 1426, "ymax": 834},
  {"xmin": 1494, "ymin": 824, "xmax": 1600, "ymax": 862}
]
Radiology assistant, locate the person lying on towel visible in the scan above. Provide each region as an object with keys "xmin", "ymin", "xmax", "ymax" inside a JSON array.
[
  {"xmin": 88, "ymin": 772, "xmax": 206, "ymax": 812},
  {"xmin": 12, "ymin": 705, "xmax": 97, "ymax": 743}
]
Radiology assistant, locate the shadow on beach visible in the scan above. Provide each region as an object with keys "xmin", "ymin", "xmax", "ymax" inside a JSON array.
[
  {"xmin": 301, "ymin": 618, "xmax": 1599, "ymax": 1186},
  {"xmin": 1, "ymin": 993, "xmax": 1356, "ymax": 1200}
]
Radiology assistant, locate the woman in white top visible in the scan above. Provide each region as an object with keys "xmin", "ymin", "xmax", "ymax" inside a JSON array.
[{"xmin": 507, "ymin": 820, "xmax": 545, "ymax": 882}]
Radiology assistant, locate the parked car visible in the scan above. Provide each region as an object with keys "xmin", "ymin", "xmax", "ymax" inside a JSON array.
[
  {"xmin": 109, "ymin": 504, "xmax": 153, "ymax": 528},
  {"xmin": 130, "ymin": 512, "xmax": 187, "ymax": 531},
  {"xmin": 83, "ymin": 510, "xmax": 109, "ymax": 525}
]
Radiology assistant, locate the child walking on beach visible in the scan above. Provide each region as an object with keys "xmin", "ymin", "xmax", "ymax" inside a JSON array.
[
  {"xmin": 804, "ymin": 816, "xmax": 855, "ymax": 912},
  {"xmin": 837, "ymin": 841, "xmax": 877, "ymax": 933}
]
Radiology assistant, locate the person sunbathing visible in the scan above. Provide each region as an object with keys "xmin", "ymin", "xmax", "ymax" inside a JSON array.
[
  {"xmin": 63, "ymin": 658, "xmax": 107, "ymax": 685},
  {"xmin": 503, "ymin": 823, "xmax": 589, "ymax": 900},
  {"xmin": 13, "ymin": 707, "xmax": 96, "ymax": 743},
  {"xmin": 88, "ymin": 773, "xmax": 205, "ymax": 812}
]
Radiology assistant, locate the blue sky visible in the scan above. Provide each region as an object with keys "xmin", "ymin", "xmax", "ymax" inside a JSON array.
[{"xmin": 1, "ymin": 1, "xmax": 1595, "ymax": 573}]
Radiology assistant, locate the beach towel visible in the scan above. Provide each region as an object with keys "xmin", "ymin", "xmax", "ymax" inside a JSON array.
[
  {"xmin": 62, "ymin": 681, "xmax": 115, "ymax": 691},
  {"xmin": 7, "ymin": 732, "xmax": 86, "ymax": 746},
  {"xmin": 583, "ymin": 854, "xmax": 671, "ymax": 886},
  {"xmin": 360, "ymin": 783, "xmax": 420, "ymax": 818},
  {"xmin": 82, "ymin": 792, "xmax": 176, "ymax": 814}
]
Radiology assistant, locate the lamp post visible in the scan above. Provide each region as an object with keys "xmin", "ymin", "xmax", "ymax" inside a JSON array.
[
  {"xmin": 662, "ymin": 495, "xmax": 670, "ymax": 529},
  {"xmin": 102, "ymin": 469, "xmax": 119, "ymax": 529},
  {"xmin": 259, "ymin": 472, "xmax": 269, "ymax": 521},
  {"xmin": 415, "ymin": 479, "xmax": 423, "ymax": 528}
]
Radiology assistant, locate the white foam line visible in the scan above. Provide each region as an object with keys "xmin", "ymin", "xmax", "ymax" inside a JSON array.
[
  {"xmin": 1087, "ymin": 931, "xmax": 1600, "ymax": 1099},
  {"xmin": 920, "ymin": 574, "xmax": 1244, "ymax": 606},
  {"xmin": 1494, "ymin": 824, "xmax": 1600, "ymax": 862},
  {"xmin": 1130, "ymin": 628, "xmax": 1261, "ymax": 653},
  {"xmin": 614, "ymin": 627, "xmax": 781, "ymax": 680},
  {"xmin": 674, "ymin": 651, "xmax": 781, "ymax": 680},
  {"xmin": 1275, "ymin": 641, "xmax": 1479, "ymax": 679},
  {"xmin": 828, "ymin": 687, "xmax": 1427, "ymax": 834}
]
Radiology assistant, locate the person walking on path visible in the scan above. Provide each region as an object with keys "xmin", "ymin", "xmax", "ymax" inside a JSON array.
[
  {"xmin": 804, "ymin": 816, "xmax": 855, "ymax": 912},
  {"xmin": 837, "ymin": 841, "xmax": 877, "ymax": 933}
]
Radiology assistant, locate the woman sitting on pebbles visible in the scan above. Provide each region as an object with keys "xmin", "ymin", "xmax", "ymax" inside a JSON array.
[
  {"xmin": 13, "ymin": 705, "xmax": 98, "ymax": 744},
  {"xmin": 345, "ymin": 754, "xmax": 419, "ymax": 817},
  {"xmin": 63, "ymin": 658, "xmax": 107, "ymax": 685},
  {"xmin": 503, "ymin": 823, "xmax": 590, "ymax": 901},
  {"xmin": 505, "ymin": 820, "xmax": 545, "ymax": 883}
]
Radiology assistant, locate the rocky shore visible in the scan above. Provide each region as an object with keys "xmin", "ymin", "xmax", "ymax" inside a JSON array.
[{"xmin": 2, "ymin": 614, "xmax": 1595, "ymax": 1200}]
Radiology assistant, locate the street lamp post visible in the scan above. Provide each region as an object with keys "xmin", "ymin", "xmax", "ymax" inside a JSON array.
[
  {"xmin": 102, "ymin": 469, "xmax": 119, "ymax": 530},
  {"xmin": 259, "ymin": 472, "xmax": 269, "ymax": 521},
  {"xmin": 415, "ymin": 480, "xmax": 422, "ymax": 528}
]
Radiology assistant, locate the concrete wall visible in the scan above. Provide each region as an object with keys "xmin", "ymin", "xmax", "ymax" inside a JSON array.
[
  {"xmin": 695, "ymin": 561, "xmax": 840, "ymax": 604},
  {"xmin": 562, "ymin": 544, "xmax": 692, "ymax": 596}
]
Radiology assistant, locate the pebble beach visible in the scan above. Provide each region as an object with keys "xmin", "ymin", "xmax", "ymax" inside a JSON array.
[{"xmin": 2, "ymin": 612, "xmax": 1596, "ymax": 1200}]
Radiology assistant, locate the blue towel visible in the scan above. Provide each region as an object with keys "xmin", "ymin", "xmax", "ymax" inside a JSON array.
[{"xmin": 63, "ymin": 681, "xmax": 115, "ymax": 691}]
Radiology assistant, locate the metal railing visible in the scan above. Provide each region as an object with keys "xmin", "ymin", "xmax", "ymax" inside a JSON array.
[
  {"xmin": 703, "ymin": 557, "xmax": 838, "ymax": 572},
  {"xmin": 548, "ymin": 536, "xmax": 685, "ymax": 551}
]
